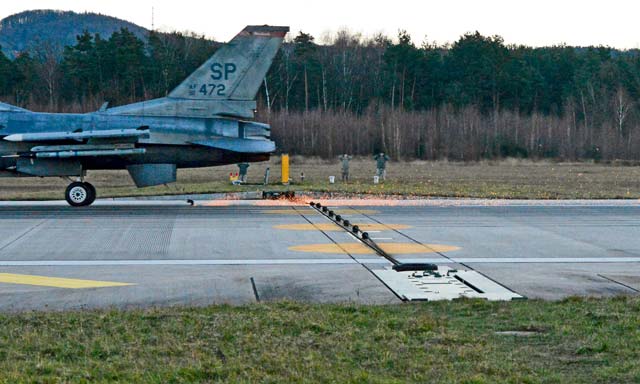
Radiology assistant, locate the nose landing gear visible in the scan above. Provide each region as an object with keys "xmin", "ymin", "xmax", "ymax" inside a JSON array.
[{"xmin": 65, "ymin": 181, "xmax": 96, "ymax": 207}]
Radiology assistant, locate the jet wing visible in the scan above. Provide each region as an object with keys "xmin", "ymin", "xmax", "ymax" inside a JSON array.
[
  {"xmin": 191, "ymin": 137, "xmax": 275, "ymax": 153},
  {"xmin": 3, "ymin": 128, "xmax": 149, "ymax": 142}
]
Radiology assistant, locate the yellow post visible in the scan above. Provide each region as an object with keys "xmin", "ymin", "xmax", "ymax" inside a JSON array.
[{"xmin": 281, "ymin": 154, "xmax": 290, "ymax": 184}]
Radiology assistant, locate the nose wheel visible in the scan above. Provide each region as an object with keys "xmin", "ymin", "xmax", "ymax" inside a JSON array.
[{"xmin": 65, "ymin": 182, "xmax": 96, "ymax": 207}]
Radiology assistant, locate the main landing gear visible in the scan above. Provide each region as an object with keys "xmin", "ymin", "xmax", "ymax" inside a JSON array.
[{"xmin": 65, "ymin": 181, "xmax": 96, "ymax": 207}]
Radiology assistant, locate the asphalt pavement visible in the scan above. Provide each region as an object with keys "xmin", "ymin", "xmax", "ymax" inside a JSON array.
[{"xmin": 0, "ymin": 198, "xmax": 638, "ymax": 310}]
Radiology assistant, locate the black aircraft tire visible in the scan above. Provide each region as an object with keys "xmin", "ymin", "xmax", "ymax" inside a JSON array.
[
  {"xmin": 65, "ymin": 182, "xmax": 92, "ymax": 207},
  {"xmin": 84, "ymin": 182, "xmax": 97, "ymax": 205}
]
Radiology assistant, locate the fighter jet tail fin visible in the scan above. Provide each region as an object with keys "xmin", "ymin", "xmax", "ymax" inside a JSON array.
[{"xmin": 168, "ymin": 25, "xmax": 289, "ymax": 102}]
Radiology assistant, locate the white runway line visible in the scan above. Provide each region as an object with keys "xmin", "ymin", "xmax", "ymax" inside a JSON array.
[
  {"xmin": 0, "ymin": 257, "xmax": 639, "ymax": 266},
  {"xmin": 458, "ymin": 257, "xmax": 640, "ymax": 263},
  {"xmin": 0, "ymin": 259, "xmax": 362, "ymax": 266}
]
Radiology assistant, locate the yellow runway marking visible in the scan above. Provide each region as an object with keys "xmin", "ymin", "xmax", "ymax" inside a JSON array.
[
  {"xmin": 329, "ymin": 209, "xmax": 379, "ymax": 215},
  {"xmin": 200, "ymin": 201, "xmax": 233, "ymax": 207},
  {"xmin": 275, "ymin": 223, "xmax": 411, "ymax": 231},
  {"xmin": 289, "ymin": 243, "xmax": 460, "ymax": 255},
  {"xmin": 262, "ymin": 209, "xmax": 379, "ymax": 215},
  {"xmin": 0, "ymin": 273, "xmax": 134, "ymax": 289},
  {"xmin": 262, "ymin": 209, "xmax": 314, "ymax": 214}
]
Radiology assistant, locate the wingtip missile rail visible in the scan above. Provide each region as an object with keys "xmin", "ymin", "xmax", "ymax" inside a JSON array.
[
  {"xmin": 2, "ymin": 128, "xmax": 150, "ymax": 143},
  {"xmin": 35, "ymin": 148, "xmax": 146, "ymax": 159}
]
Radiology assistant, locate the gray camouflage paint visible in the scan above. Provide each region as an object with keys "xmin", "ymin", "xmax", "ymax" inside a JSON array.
[{"xmin": 0, "ymin": 25, "xmax": 289, "ymax": 187}]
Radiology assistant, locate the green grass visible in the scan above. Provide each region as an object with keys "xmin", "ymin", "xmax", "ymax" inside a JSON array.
[
  {"xmin": 2, "ymin": 158, "xmax": 640, "ymax": 200},
  {"xmin": 0, "ymin": 297, "xmax": 639, "ymax": 383}
]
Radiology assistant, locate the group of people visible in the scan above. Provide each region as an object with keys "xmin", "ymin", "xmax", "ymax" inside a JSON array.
[
  {"xmin": 339, "ymin": 152, "xmax": 389, "ymax": 182},
  {"xmin": 234, "ymin": 153, "xmax": 390, "ymax": 184}
]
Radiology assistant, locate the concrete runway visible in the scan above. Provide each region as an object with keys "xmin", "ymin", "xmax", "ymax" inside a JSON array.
[{"xmin": 0, "ymin": 198, "xmax": 639, "ymax": 310}]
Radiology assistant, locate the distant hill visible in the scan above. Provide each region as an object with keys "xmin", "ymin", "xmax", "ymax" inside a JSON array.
[{"xmin": 0, "ymin": 10, "xmax": 149, "ymax": 58}]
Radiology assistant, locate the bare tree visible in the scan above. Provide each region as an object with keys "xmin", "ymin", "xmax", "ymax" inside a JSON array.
[
  {"xmin": 32, "ymin": 41, "xmax": 60, "ymax": 111},
  {"xmin": 614, "ymin": 86, "xmax": 633, "ymax": 136}
]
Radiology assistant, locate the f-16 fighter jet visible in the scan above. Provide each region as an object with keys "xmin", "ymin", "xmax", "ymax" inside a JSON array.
[{"xmin": 0, "ymin": 25, "xmax": 289, "ymax": 206}]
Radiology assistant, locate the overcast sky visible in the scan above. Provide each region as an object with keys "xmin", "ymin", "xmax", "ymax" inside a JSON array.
[{"xmin": 2, "ymin": 0, "xmax": 639, "ymax": 48}]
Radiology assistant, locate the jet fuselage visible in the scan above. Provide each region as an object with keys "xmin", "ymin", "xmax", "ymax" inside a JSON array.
[{"xmin": 0, "ymin": 110, "xmax": 272, "ymax": 173}]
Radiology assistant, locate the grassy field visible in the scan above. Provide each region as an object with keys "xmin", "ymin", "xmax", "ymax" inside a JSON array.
[
  {"xmin": 2, "ymin": 157, "xmax": 640, "ymax": 200},
  {"xmin": 0, "ymin": 297, "xmax": 637, "ymax": 383}
]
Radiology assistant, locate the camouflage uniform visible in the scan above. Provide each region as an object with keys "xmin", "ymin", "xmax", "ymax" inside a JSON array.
[
  {"xmin": 339, "ymin": 154, "xmax": 352, "ymax": 182},
  {"xmin": 374, "ymin": 153, "xmax": 389, "ymax": 181},
  {"xmin": 237, "ymin": 163, "xmax": 250, "ymax": 182}
]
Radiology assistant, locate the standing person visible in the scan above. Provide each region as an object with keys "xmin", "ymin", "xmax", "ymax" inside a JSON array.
[
  {"xmin": 374, "ymin": 152, "xmax": 389, "ymax": 181},
  {"xmin": 339, "ymin": 154, "xmax": 352, "ymax": 182},
  {"xmin": 237, "ymin": 162, "xmax": 250, "ymax": 183}
]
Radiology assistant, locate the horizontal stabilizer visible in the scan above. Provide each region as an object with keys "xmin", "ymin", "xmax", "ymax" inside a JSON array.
[
  {"xmin": 191, "ymin": 138, "xmax": 275, "ymax": 153},
  {"xmin": 3, "ymin": 128, "xmax": 149, "ymax": 142}
]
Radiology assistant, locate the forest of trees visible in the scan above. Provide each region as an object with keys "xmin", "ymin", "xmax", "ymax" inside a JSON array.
[
  {"xmin": 0, "ymin": 10, "xmax": 148, "ymax": 58},
  {"xmin": 1, "ymin": 27, "xmax": 640, "ymax": 161}
]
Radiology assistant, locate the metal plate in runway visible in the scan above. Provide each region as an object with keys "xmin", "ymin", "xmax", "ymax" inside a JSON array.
[{"xmin": 0, "ymin": 200, "xmax": 639, "ymax": 310}]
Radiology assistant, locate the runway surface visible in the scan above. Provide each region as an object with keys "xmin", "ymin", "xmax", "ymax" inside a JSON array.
[{"xmin": 0, "ymin": 198, "xmax": 639, "ymax": 310}]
